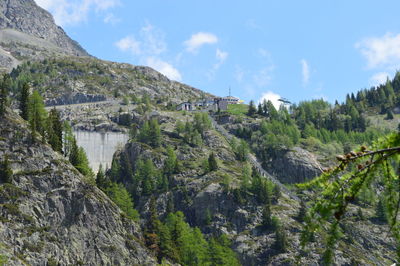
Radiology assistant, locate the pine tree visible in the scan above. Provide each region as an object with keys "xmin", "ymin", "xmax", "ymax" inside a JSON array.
[
  {"xmin": 20, "ymin": 82, "xmax": 30, "ymax": 120},
  {"xmin": 273, "ymin": 218, "xmax": 288, "ymax": 253},
  {"xmin": 96, "ymin": 164, "xmax": 108, "ymax": 189},
  {"xmin": 208, "ymin": 152, "xmax": 218, "ymax": 171},
  {"xmin": 296, "ymin": 201, "xmax": 307, "ymax": 222},
  {"xmin": 247, "ymin": 100, "xmax": 257, "ymax": 116},
  {"xmin": 236, "ymin": 139, "xmax": 249, "ymax": 161},
  {"xmin": 28, "ymin": 90, "xmax": 47, "ymax": 140},
  {"xmin": 47, "ymin": 108, "xmax": 63, "ymax": 153},
  {"xmin": 386, "ymin": 109, "xmax": 394, "ymax": 120},
  {"xmin": 163, "ymin": 146, "xmax": 177, "ymax": 177},
  {"xmin": 0, "ymin": 74, "xmax": 11, "ymax": 117},
  {"xmin": 0, "ymin": 155, "xmax": 13, "ymax": 183},
  {"xmin": 105, "ymin": 182, "xmax": 138, "ymax": 220},
  {"xmin": 69, "ymin": 137, "xmax": 93, "ymax": 177},
  {"xmin": 257, "ymin": 103, "xmax": 263, "ymax": 115},
  {"xmin": 62, "ymin": 122, "xmax": 72, "ymax": 157},
  {"xmin": 262, "ymin": 202, "xmax": 272, "ymax": 228},
  {"xmin": 375, "ymin": 197, "xmax": 387, "ymax": 222},
  {"xmin": 149, "ymin": 118, "xmax": 161, "ymax": 147}
]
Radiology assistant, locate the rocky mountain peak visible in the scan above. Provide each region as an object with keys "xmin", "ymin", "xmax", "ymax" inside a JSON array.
[{"xmin": 0, "ymin": 0, "xmax": 88, "ymax": 56}]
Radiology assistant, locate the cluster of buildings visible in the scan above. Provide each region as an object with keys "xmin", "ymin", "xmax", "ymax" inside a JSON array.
[{"xmin": 176, "ymin": 96, "xmax": 243, "ymax": 112}]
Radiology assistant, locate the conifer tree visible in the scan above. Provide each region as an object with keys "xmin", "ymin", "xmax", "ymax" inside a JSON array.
[
  {"xmin": 163, "ymin": 146, "xmax": 177, "ymax": 177},
  {"xmin": 63, "ymin": 121, "xmax": 75, "ymax": 157},
  {"xmin": 105, "ymin": 182, "xmax": 138, "ymax": 220},
  {"xmin": 274, "ymin": 221, "xmax": 288, "ymax": 253},
  {"xmin": 208, "ymin": 152, "xmax": 218, "ymax": 171},
  {"xmin": 247, "ymin": 100, "xmax": 257, "ymax": 116},
  {"xmin": 296, "ymin": 201, "xmax": 307, "ymax": 222},
  {"xmin": 257, "ymin": 103, "xmax": 263, "ymax": 115},
  {"xmin": 69, "ymin": 137, "xmax": 93, "ymax": 177},
  {"xmin": 375, "ymin": 197, "xmax": 387, "ymax": 222},
  {"xmin": 96, "ymin": 164, "xmax": 108, "ymax": 189},
  {"xmin": 28, "ymin": 90, "xmax": 47, "ymax": 140},
  {"xmin": 47, "ymin": 108, "xmax": 63, "ymax": 153},
  {"xmin": 149, "ymin": 118, "xmax": 161, "ymax": 147},
  {"xmin": 262, "ymin": 201, "xmax": 272, "ymax": 228},
  {"xmin": 386, "ymin": 109, "xmax": 394, "ymax": 120},
  {"xmin": 272, "ymin": 184, "xmax": 281, "ymax": 204},
  {"xmin": 0, "ymin": 75, "xmax": 9, "ymax": 117},
  {"xmin": 0, "ymin": 155, "xmax": 13, "ymax": 183},
  {"xmin": 20, "ymin": 82, "xmax": 30, "ymax": 120}
]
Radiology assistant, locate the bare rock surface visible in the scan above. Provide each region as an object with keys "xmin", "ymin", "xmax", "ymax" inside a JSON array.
[{"xmin": 0, "ymin": 110, "xmax": 156, "ymax": 265}]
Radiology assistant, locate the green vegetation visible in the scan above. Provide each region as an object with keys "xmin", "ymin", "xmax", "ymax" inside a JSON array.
[
  {"xmin": 105, "ymin": 182, "xmax": 139, "ymax": 220},
  {"xmin": 96, "ymin": 166, "xmax": 139, "ymax": 220},
  {"xmin": 0, "ymin": 254, "xmax": 8, "ymax": 265},
  {"xmin": 47, "ymin": 108, "xmax": 63, "ymax": 153},
  {"xmin": 28, "ymin": 90, "xmax": 47, "ymax": 140},
  {"xmin": 138, "ymin": 119, "xmax": 162, "ymax": 148},
  {"xmin": 0, "ymin": 155, "xmax": 13, "ymax": 184},
  {"xmin": 227, "ymin": 104, "xmax": 248, "ymax": 115},
  {"xmin": 207, "ymin": 152, "xmax": 219, "ymax": 172},
  {"xmin": 299, "ymin": 133, "xmax": 400, "ymax": 261},
  {"xmin": 19, "ymin": 82, "xmax": 30, "ymax": 120},
  {"xmin": 175, "ymin": 112, "xmax": 212, "ymax": 147},
  {"xmin": 69, "ymin": 137, "xmax": 93, "ymax": 177},
  {"xmin": 146, "ymin": 209, "xmax": 239, "ymax": 265},
  {"xmin": 0, "ymin": 74, "xmax": 11, "ymax": 117}
]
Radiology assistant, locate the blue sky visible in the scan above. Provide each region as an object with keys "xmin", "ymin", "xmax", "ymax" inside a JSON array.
[{"xmin": 35, "ymin": 0, "xmax": 400, "ymax": 106}]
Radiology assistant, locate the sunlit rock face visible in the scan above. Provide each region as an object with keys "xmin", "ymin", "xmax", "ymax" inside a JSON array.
[{"xmin": 74, "ymin": 131, "xmax": 129, "ymax": 172}]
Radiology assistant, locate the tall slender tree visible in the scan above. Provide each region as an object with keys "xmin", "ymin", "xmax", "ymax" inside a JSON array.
[
  {"xmin": 28, "ymin": 90, "xmax": 47, "ymax": 140},
  {"xmin": 247, "ymin": 100, "xmax": 257, "ymax": 116},
  {"xmin": 20, "ymin": 82, "xmax": 30, "ymax": 120},
  {"xmin": 0, "ymin": 74, "xmax": 11, "ymax": 117},
  {"xmin": 47, "ymin": 108, "xmax": 63, "ymax": 153},
  {"xmin": 0, "ymin": 155, "xmax": 12, "ymax": 183}
]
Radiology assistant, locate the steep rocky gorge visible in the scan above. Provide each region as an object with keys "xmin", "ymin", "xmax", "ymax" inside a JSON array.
[{"xmin": 0, "ymin": 109, "xmax": 156, "ymax": 265}]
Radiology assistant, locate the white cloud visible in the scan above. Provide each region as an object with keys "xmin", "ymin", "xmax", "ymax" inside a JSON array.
[
  {"xmin": 253, "ymin": 65, "xmax": 274, "ymax": 87},
  {"xmin": 258, "ymin": 91, "xmax": 282, "ymax": 109},
  {"xmin": 103, "ymin": 12, "xmax": 120, "ymax": 25},
  {"xmin": 235, "ymin": 65, "xmax": 245, "ymax": 83},
  {"xmin": 301, "ymin": 59, "xmax": 310, "ymax": 85},
  {"xmin": 34, "ymin": 0, "xmax": 120, "ymax": 26},
  {"xmin": 115, "ymin": 23, "xmax": 181, "ymax": 81},
  {"xmin": 35, "ymin": 0, "xmax": 52, "ymax": 9},
  {"xmin": 146, "ymin": 57, "xmax": 182, "ymax": 81},
  {"xmin": 115, "ymin": 36, "xmax": 141, "ymax": 55},
  {"xmin": 207, "ymin": 49, "xmax": 229, "ymax": 80},
  {"xmin": 183, "ymin": 32, "xmax": 218, "ymax": 53},
  {"xmin": 140, "ymin": 23, "xmax": 166, "ymax": 56},
  {"xmin": 258, "ymin": 48, "xmax": 269, "ymax": 57},
  {"xmin": 245, "ymin": 19, "xmax": 261, "ymax": 30},
  {"xmin": 370, "ymin": 72, "xmax": 390, "ymax": 86},
  {"xmin": 356, "ymin": 33, "xmax": 400, "ymax": 69},
  {"xmin": 216, "ymin": 49, "xmax": 228, "ymax": 62}
]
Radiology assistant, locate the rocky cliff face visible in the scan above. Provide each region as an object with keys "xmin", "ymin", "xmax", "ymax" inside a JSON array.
[
  {"xmin": 0, "ymin": 0, "xmax": 88, "ymax": 71},
  {"xmin": 269, "ymin": 147, "xmax": 323, "ymax": 183},
  {"xmin": 0, "ymin": 109, "xmax": 156, "ymax": 265},
  {"xmin": 0, "ymin": 0, "xmax": 88, "ymax": 56}
]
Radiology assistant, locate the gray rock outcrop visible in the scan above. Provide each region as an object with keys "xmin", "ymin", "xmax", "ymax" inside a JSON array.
[
  {"xmin": 270, "ymin": 146, "xmax": 323, "ymax": 183},
  {"xmin": 0, "ymin": 0, "xmax": 88, "ymax": 56},
  {"xmin": 0, "ymin": 109, "xmax": 156, "ymax": 265}
]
